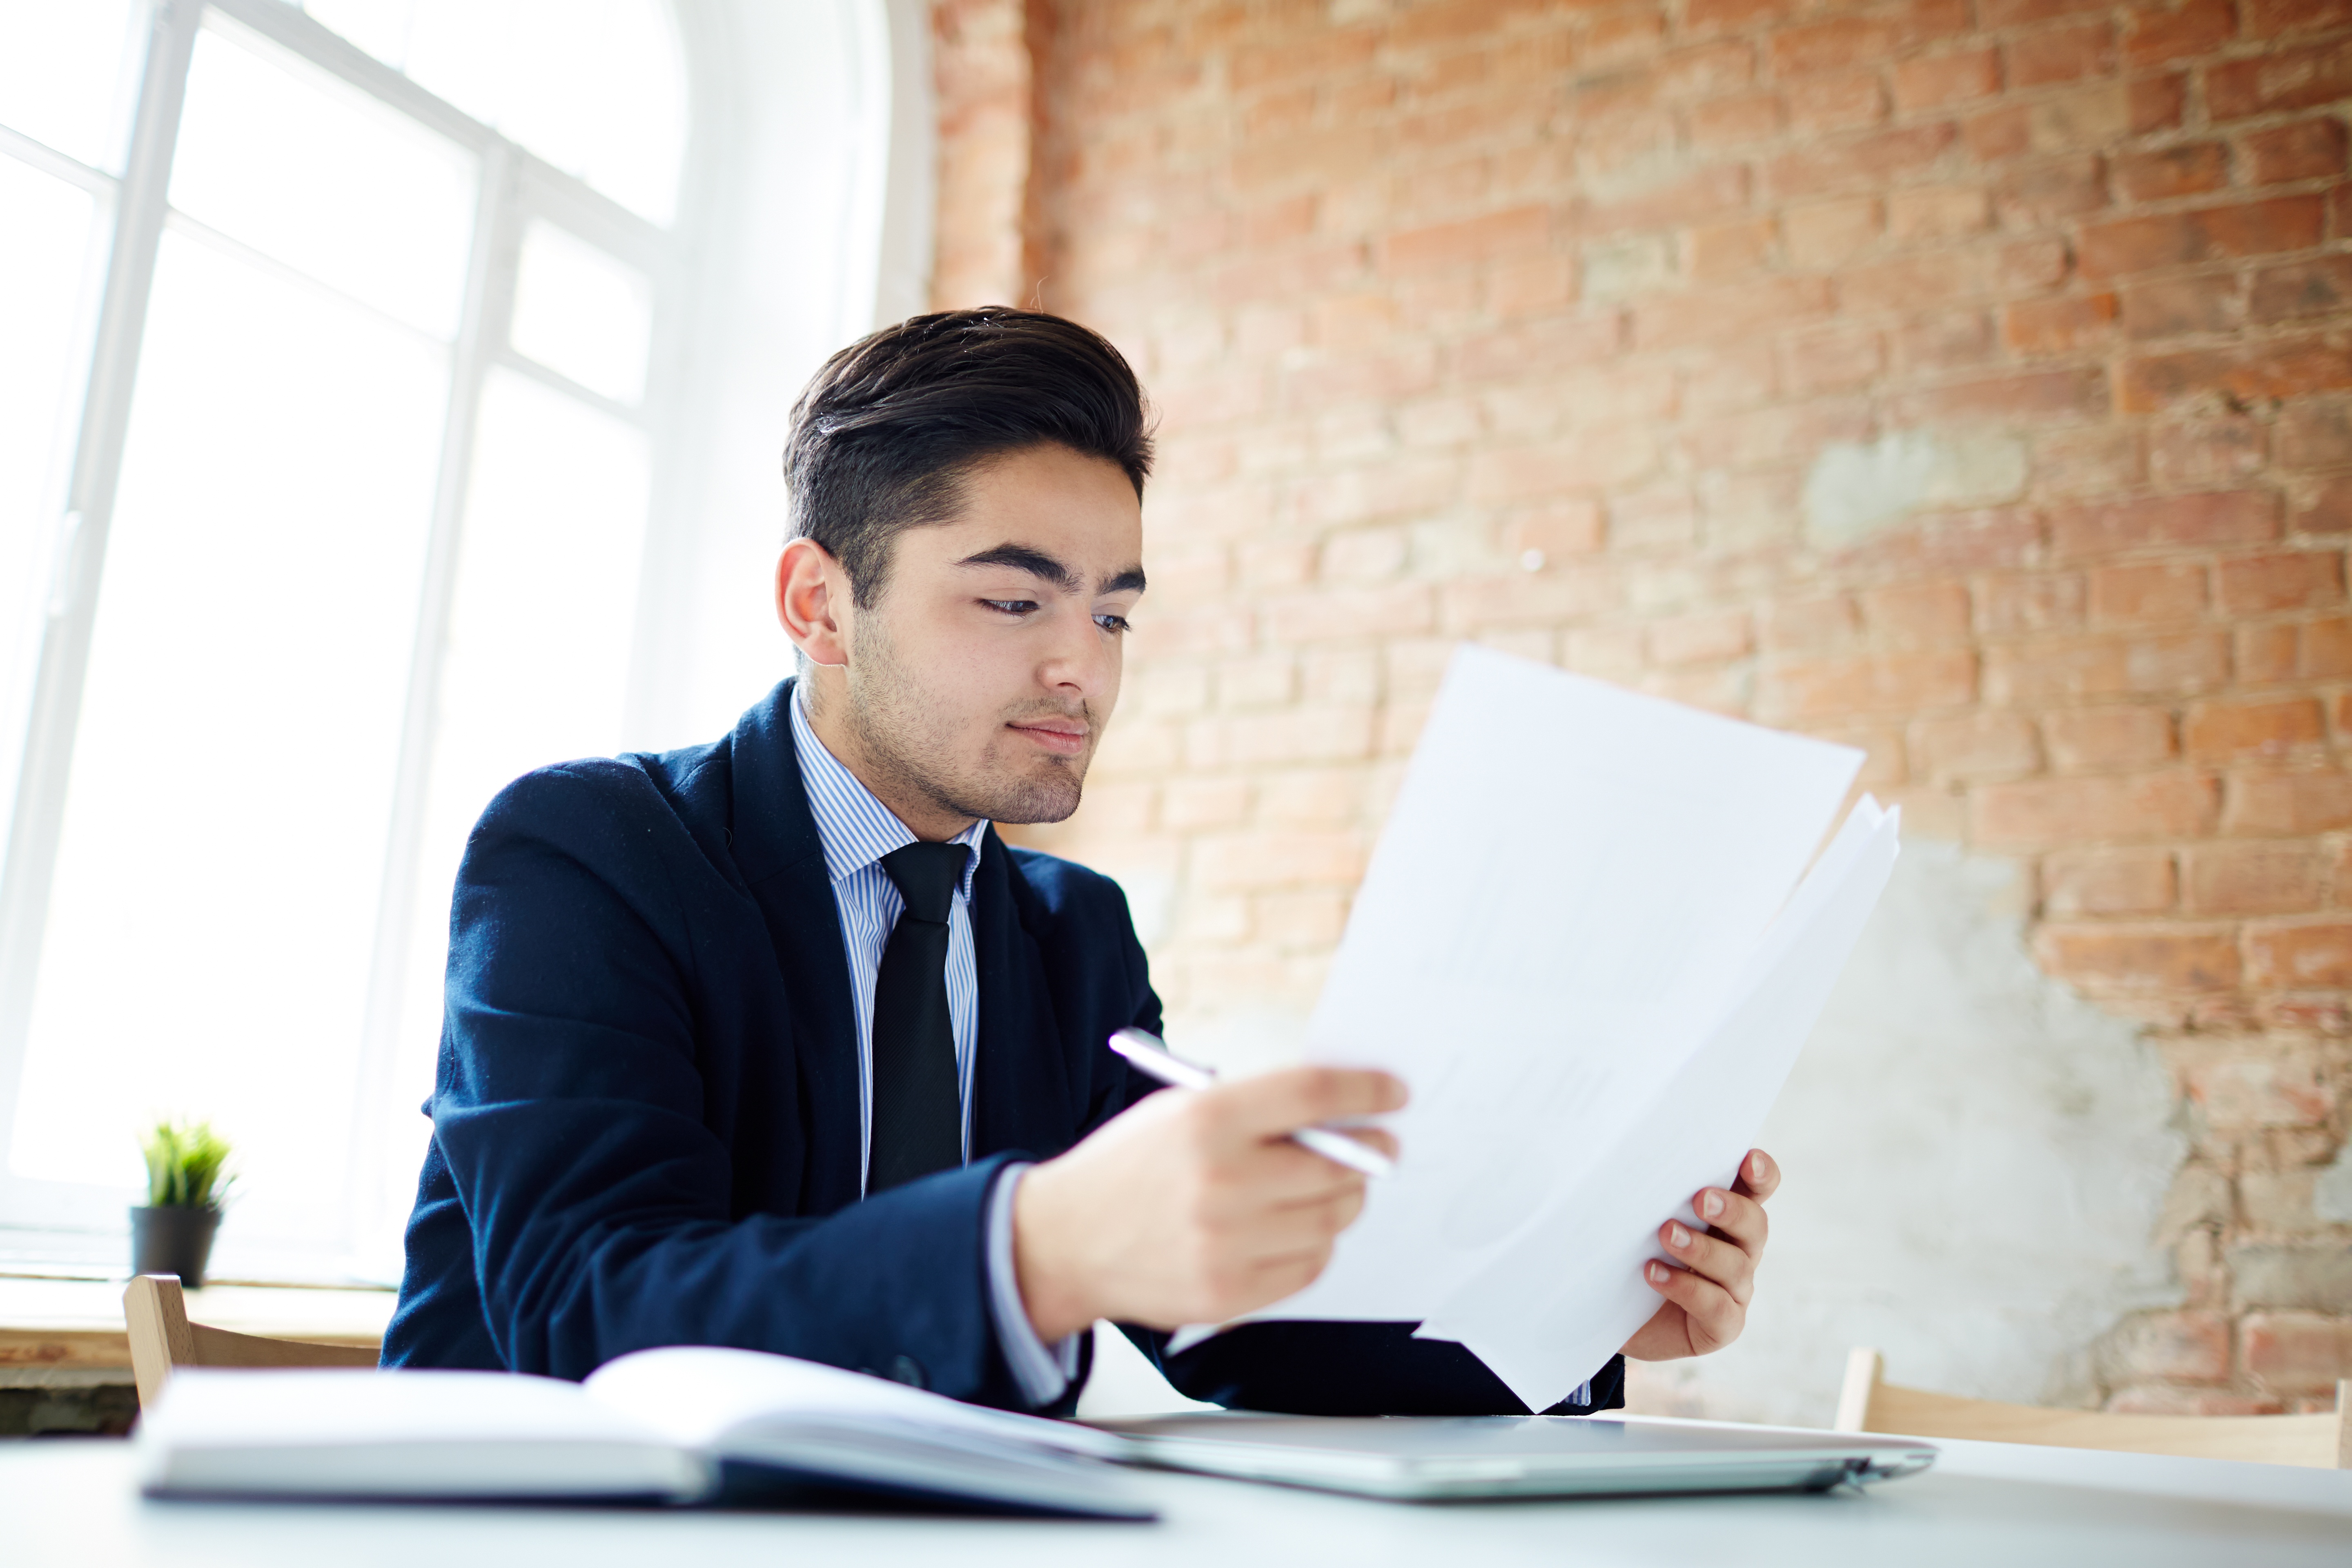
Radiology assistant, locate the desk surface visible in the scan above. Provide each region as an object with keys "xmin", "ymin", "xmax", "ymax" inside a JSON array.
[{"xmin": 6, "ymin": 1426, "xmax": 2348, "ymax": 1568}]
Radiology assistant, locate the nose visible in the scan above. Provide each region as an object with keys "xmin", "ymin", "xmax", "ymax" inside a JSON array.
[{"xmin": 1037, "ymin": 602, "xmax": 1115, "ymax": 703}]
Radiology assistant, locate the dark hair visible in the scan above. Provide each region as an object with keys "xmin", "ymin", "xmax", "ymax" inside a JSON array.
[{"xmin": 782, "ymin": 308, "xmax": 1155, "ymax": 606}]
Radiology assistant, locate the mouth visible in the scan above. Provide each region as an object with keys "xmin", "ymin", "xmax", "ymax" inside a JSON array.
[{"xmin": 1005, "ymin": 718, "xmax": 1089, "ymax": 758}]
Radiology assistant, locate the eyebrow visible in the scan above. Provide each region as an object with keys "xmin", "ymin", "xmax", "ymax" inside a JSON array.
[{"xmin": 954, "ymin": 543, "xmax": 1147, "ymax": 598}]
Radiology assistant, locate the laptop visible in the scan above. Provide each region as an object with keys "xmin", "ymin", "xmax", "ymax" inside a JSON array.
[{"xmin": 1090, "ymin": 1413, "xmax": 1938, "ymax": 1502}]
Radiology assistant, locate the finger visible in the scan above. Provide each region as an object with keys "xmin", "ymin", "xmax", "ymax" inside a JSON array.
[
  {"xmin": 1207, "ymin": 1066, "xmax": 1408, "ymax": 1143},
  {"xmin": 1213, "ymin": 1139, "xmax": 1374, "ymax": 1208},
  {"xmin": 1691, "ymin": 1185, "xmax": 1769, "ymax": 1254},
  {"xmin": 1232, "ymin": 1188, "xmax": 1365, "ymax": 1259},
  {"xmin": 1659, "ymin": 1219, "xmax": 1755, "ymax": 1306},
  {"xmin": 1731, "ymin": 1148, "xmax": 1780, "ymax": 1203},
  {"xmin": 1643, "ymin": 1259, "xmax": 1745, "ymax": 1353}
]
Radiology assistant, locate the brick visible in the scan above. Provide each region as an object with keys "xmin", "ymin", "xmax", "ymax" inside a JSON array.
[
  {"xmin": 1383, "ymin": 205, "xmax": 1551, "ymax": 276},
  {"xmin": 1500, "ymin": 501, "xmax": 1606, "ymax": 562},
  {"xmin": 1994, "ymin": 155, "xmax": 2111, "ymax": 226},
  {"xmin": 2123, "ymin": 0, "xmax": 2237, "ymax": 66},
  {"xmin": 2008, "ymin": 20, "xmax": 2114, "ymax": 86},
  {"xmin": 2299, "ymin": 476, "xmax": 2352, "ymax": 537},
  {"xmin": 1686, "ymin": 218, "xmax": 1776, "ymax": 281},
  {"xmin": 1453, "ymin": 312, "xmax": 1626, "ymax": 381},
  {"xmin": 1585, "ymin": 165, "xmax": 1751, "ymax": 239},
  {"xmin": 2225, "ymin": 771, "xmax": 2352, "ymax": 834},
  {"xmin": 1468, "ymin": 428, "xmax": 1658, "ymax": 500},
  {"xmin": 2035, "ymin": 428, "xmax": 2145, "ymax": 497},
  {"xmin": 1760, "ymin": 593, "xmax": 1861, "ymax": 653},
  {"xmin": 2033, "ymin": 922, "xmax": 2242, "ymax": 989},
  {"xmin": 1162, "ymin": 777, "xmax": 1250, "ymax": 830},
  {"xmin": 2250, "ymin": 257, "xmax": 2352, "ymax": 325},
  {"xmin": 2121, "ymin": 274, "xmax": 2245, "ymax": 339},
  {"xmin": 2100, "ymin": 1311, "xmax": 2232, "ymax": 1385},
  {"xmin": 1691, "ymin": 89, "xmax": 1785, "ymax": 150},
  {"xmin": 1763, "ymin": 123, "xmax": 1959, "ymax": 201},
  {"xmin": 2245, "ymin": 0, "xmax": 2352, "ymax": 36},
  {"xmin": 2001, "ymin": 293, "xmax": 2119, "ymax": 357},
  {"xmin": 1785, "ymin": 70, "xmax": 1889, "ymax": 134},
  {"xmin": 2207, "ymin": 40, "xmax": 2352, "ymax": 122},
  {"xmin": 1974, "ymin": 771, "xmax": 2221, "ymax": 843},
  {"xmin": 2215, "ymin": 551, "xmax": 2344, "ymax": 615},
  {"xmin": 2048, "ymin": 492, "xmax": 2280, "ymax": 559},
  {"xmin": 1888, "ymin": 186, "xmax": 1991, "ymax": 244},
  {"xmin": 1782, "ymin": 326, "xmax": 1884, "ymax": 393},
  {"xmin": 1892, "ymin": 47, "xmax": 1999, "ymax": 111},
  {"xmin": 2130, "ymin": 70, "xmax": 2190, "ymax": 133},
  {"xmin": 2149, "ymin": 416, "xmax": 2268, "ymax": 490},
  {"xmin": 1886, "ymin": 368, "xmax": 2107, "ymax": 426},
  {"xmin": 2244, "ymin": 118, "xmax": 2350, "ymax": 186},
  {"xmin": 2185, "ymin": 840, "xmax": 2325, "ymax": 912},
  {"xmin": 2122, "ymin": 334, "xmax": 2352, "ymax": 411},
  {"xmin": 1913, "ymin": 712, "xmax": 2040, "ymax": 779},
  {"xmin": 2182, "ymin": 1051, "xmax": 2333, "ymax": 1127},
  {"xmin": 2231, "ymin": 1246, "xmax": 2352, "ymax": 1309},
  {"xmin": 2043, "ymin": 848, "xmax": 2176, "ymax": 914},
  {"xmin": 2078, "ymin": 198, "xmax": 2328, "ymax": 280},
  {"xmin": 2089, "ymin": 561, "xmax": 2205, "ymax": 625},
  {"xmin": 2241, "ymin": 1314, "xmax": 2352, "ymax": 1396},
  {"xmin": 1783, "ymin": 199, "xmax": 1882, "ymax": 268},
  {"xmin": 1862, "ymin": 582, "xmax": 1973, "ymax": 648},
  {"xmin": 1648, "ymin": 610, "xmax": 1753, "ymax": 667},
  {"xmin": 2301, "ymin": 616, "xmax": 2352, "ymax": 675},
  {"xmin": 1755, "ymin": 651, "xmax": 1977, "ymax": 718},
  {"xmin": 1193, "ymin": 831, "xmax": 1367, "ymax": 892},
  {"xmin": 2113, "ymin": 142, "xmax": 2229, "ymax": 203},
  {"xmin": 1633, "ymin": 277, "xmax": 1835, "ymax": 350},
  {"xmin": 1259, "ymin": 584, "xmax": 1434, "ymax": 645},
  {"xmin": 2043, "ymin": 706, "xmax": 2177, "ymax": 771}
]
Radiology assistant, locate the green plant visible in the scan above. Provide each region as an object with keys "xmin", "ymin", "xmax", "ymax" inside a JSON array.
[{"xmin": 139, "ymin": 1118, "xmax": 234, "ymax": 1209}]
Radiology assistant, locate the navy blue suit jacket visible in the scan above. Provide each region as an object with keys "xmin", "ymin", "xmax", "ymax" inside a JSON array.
[{"xmin": 383, "ymin": 678, "xmax": 1624, "ymax": 1417}]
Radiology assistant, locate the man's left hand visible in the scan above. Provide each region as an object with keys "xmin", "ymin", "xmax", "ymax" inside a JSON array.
[{"xmin": 1621, "ymin": 1149, "xmax": 1779, "ymax": 1362}]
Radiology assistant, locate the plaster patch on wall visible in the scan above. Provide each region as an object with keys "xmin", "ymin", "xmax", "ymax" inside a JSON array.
[
  {"xmin": 1630, "ymin": 839, "xmax": 2186, "ymax": 1425},
  {"xmin": 1802, "ymin": 430, "xmax": 2028, "ymax": 549},
  {"xmin": 2315, "ymin": 1138, "xmax": 2352, "ymax": 1223}
]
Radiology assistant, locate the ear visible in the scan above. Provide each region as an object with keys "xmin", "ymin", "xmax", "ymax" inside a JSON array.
[{"xmin": 776, "ymin": 538, "xmax": 851, "ymax": 667}]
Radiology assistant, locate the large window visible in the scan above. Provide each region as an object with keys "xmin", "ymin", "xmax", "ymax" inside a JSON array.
[{"xmin": 0, "ymin": 0, "xmax": 928, "ymax": 1279}]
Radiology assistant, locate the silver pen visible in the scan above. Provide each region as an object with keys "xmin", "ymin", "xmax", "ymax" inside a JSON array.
[{"xmin": 1106, "ymin": 1027, "xmax": 1396, "ymax": 1179}]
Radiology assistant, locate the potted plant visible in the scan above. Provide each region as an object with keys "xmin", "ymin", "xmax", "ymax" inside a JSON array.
[{"xmin": 131, "ymin": 1119, "xmax": 234, "ymax": 1288}]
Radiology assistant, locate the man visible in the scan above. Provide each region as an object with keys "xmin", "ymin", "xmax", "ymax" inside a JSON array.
[{"xmin": 383, "ymin": 308, "xmax": 1780, "ymax": 1414}]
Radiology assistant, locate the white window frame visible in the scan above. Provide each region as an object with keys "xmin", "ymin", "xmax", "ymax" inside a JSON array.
[{"xmin": 0, "ymin": 0, "xmax": 931, "ymax": 1273}]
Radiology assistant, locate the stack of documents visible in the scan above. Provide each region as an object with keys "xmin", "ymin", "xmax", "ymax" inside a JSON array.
[{"xmin": 1196, "ymin": 645, "xmax": 1900, "ymax": 1413}]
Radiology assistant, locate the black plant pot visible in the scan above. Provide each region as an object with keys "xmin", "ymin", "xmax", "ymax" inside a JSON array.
[{"xmin": 129, "ymin": 1205, "xmax": 221, "ymax": 1289}]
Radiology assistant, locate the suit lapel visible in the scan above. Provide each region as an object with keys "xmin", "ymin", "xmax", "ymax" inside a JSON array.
[
  {"xmin": 728, "ymin": 679, "xmax": 864, "ymax": 1216},
  {"xmin": 970, "ymin": 828, "xmax": 1075, "ymax": 1160}
]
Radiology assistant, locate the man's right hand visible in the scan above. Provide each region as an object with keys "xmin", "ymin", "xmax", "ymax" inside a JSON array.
[{"xmin": 1010, "ymin": 1066, "xmax": 1405, "ymax": 1342}]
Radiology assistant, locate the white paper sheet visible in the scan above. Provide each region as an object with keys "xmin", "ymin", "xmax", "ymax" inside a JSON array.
[
  {"xmin": 1294, "ymin": 648, "xmax": 1864, "ymax": 1323},
  {"xmin": 1421, "ymin": 798, "xmax": 1902, "ymax": 1411},
  {"xmin": 1184, "ymin": 647, "xmax": 1864, "ymax": 1348}
]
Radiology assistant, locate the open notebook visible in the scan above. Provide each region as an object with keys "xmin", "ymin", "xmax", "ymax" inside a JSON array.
[{"xmin": 135, "ymin": 1346, "xmax": 1152, "ymax": 1519}]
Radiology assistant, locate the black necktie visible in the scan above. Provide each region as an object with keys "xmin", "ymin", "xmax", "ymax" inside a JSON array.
[{"xmin": 868, "ymin": 841, "xmax": 969, "ymax": 1194}]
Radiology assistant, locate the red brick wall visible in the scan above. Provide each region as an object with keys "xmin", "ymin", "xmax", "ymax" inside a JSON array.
[{"xmin": 933, "ymin": 0, "xmax": 2352, "ymax": 1410}]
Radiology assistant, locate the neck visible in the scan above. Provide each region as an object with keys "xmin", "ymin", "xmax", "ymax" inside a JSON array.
[{"xmin": 799, "ymin": 669, "xmax": 978, "ymax": 843}]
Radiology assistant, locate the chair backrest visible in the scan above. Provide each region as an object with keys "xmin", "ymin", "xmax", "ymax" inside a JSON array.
[
  {"xmin": 1835, "ymin": 1347, "xmax": 2351, "ymax": 1470},
  {"xmin": 122, "ymin": 1273, "xmax": 381, "ymax": 1409}
]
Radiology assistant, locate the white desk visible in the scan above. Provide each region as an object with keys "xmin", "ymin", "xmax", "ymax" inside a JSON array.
[{"xmin": 7, "ymin": 1427, "xmax": 2349, "ymax": 1568}]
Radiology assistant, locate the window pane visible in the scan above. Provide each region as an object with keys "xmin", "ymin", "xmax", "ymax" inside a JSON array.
[
  {"xmin": 0, "ymin": 155, "xmax": 106, "ymax": 837},
  {"xmin": 509, "ymin": 219, "xmax": 651, "ymax": 405},
  {"xmin": 303, "ymin": 0, "xmax": 686, "ymax": 226},
  {"xmin": 170, "ymin": 19, "xmax": 476, "ymax": 339},
  {"xmin": 368, "ymin": 368, "xmax": 648, "ymax": 1254},
  {"xmin": 0, "ymin": 0, "xmax": 143, "ymax": 170},
  {"xmin": 7, "ymin": 231, "xmax": 447, "ymax": 1244}
]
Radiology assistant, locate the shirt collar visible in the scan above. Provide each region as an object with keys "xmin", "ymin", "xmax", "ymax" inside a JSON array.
[{"xmin": 790, "ymin": 681, "xmax": 985, "ymax": 899}]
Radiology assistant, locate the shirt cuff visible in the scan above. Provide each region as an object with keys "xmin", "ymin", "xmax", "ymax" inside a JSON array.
[{"xmin": 985, "ymin": 1161, "xmax": 1082, "ymax": 1408}]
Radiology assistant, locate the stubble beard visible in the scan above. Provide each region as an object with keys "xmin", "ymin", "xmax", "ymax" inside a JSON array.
[{"xmin": 841, "ymin": 617, "xmax": 1096, "ymax": 828}]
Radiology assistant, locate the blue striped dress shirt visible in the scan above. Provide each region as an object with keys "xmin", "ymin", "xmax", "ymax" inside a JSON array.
[{"xmin": 788, "ymin": 686, "xmax": 1078, "ymax": 1404}]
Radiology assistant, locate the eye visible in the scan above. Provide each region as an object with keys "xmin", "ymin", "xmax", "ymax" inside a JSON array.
[
  {"xmin": 980, "ymin": 599, "xmax": 1037, "ymax": 616},
  {"xmin": 1094, "ymin": 613, "xmax": 1132, "ymax": 635}
]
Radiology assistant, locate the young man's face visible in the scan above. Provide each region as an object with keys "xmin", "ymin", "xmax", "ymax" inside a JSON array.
[{"xmin": 812, "ymin": 441, "xmax": 1145, "ymax": 833}]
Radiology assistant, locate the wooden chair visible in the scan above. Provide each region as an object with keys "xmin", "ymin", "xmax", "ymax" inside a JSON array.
[
  {"xmin": 122, "ymin": 1273, "xmax": 380, "ymax": 1409},
  {"xmin": 1835, "ymin": 1348, "xmax": 2351, "ymax": 1469}
]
